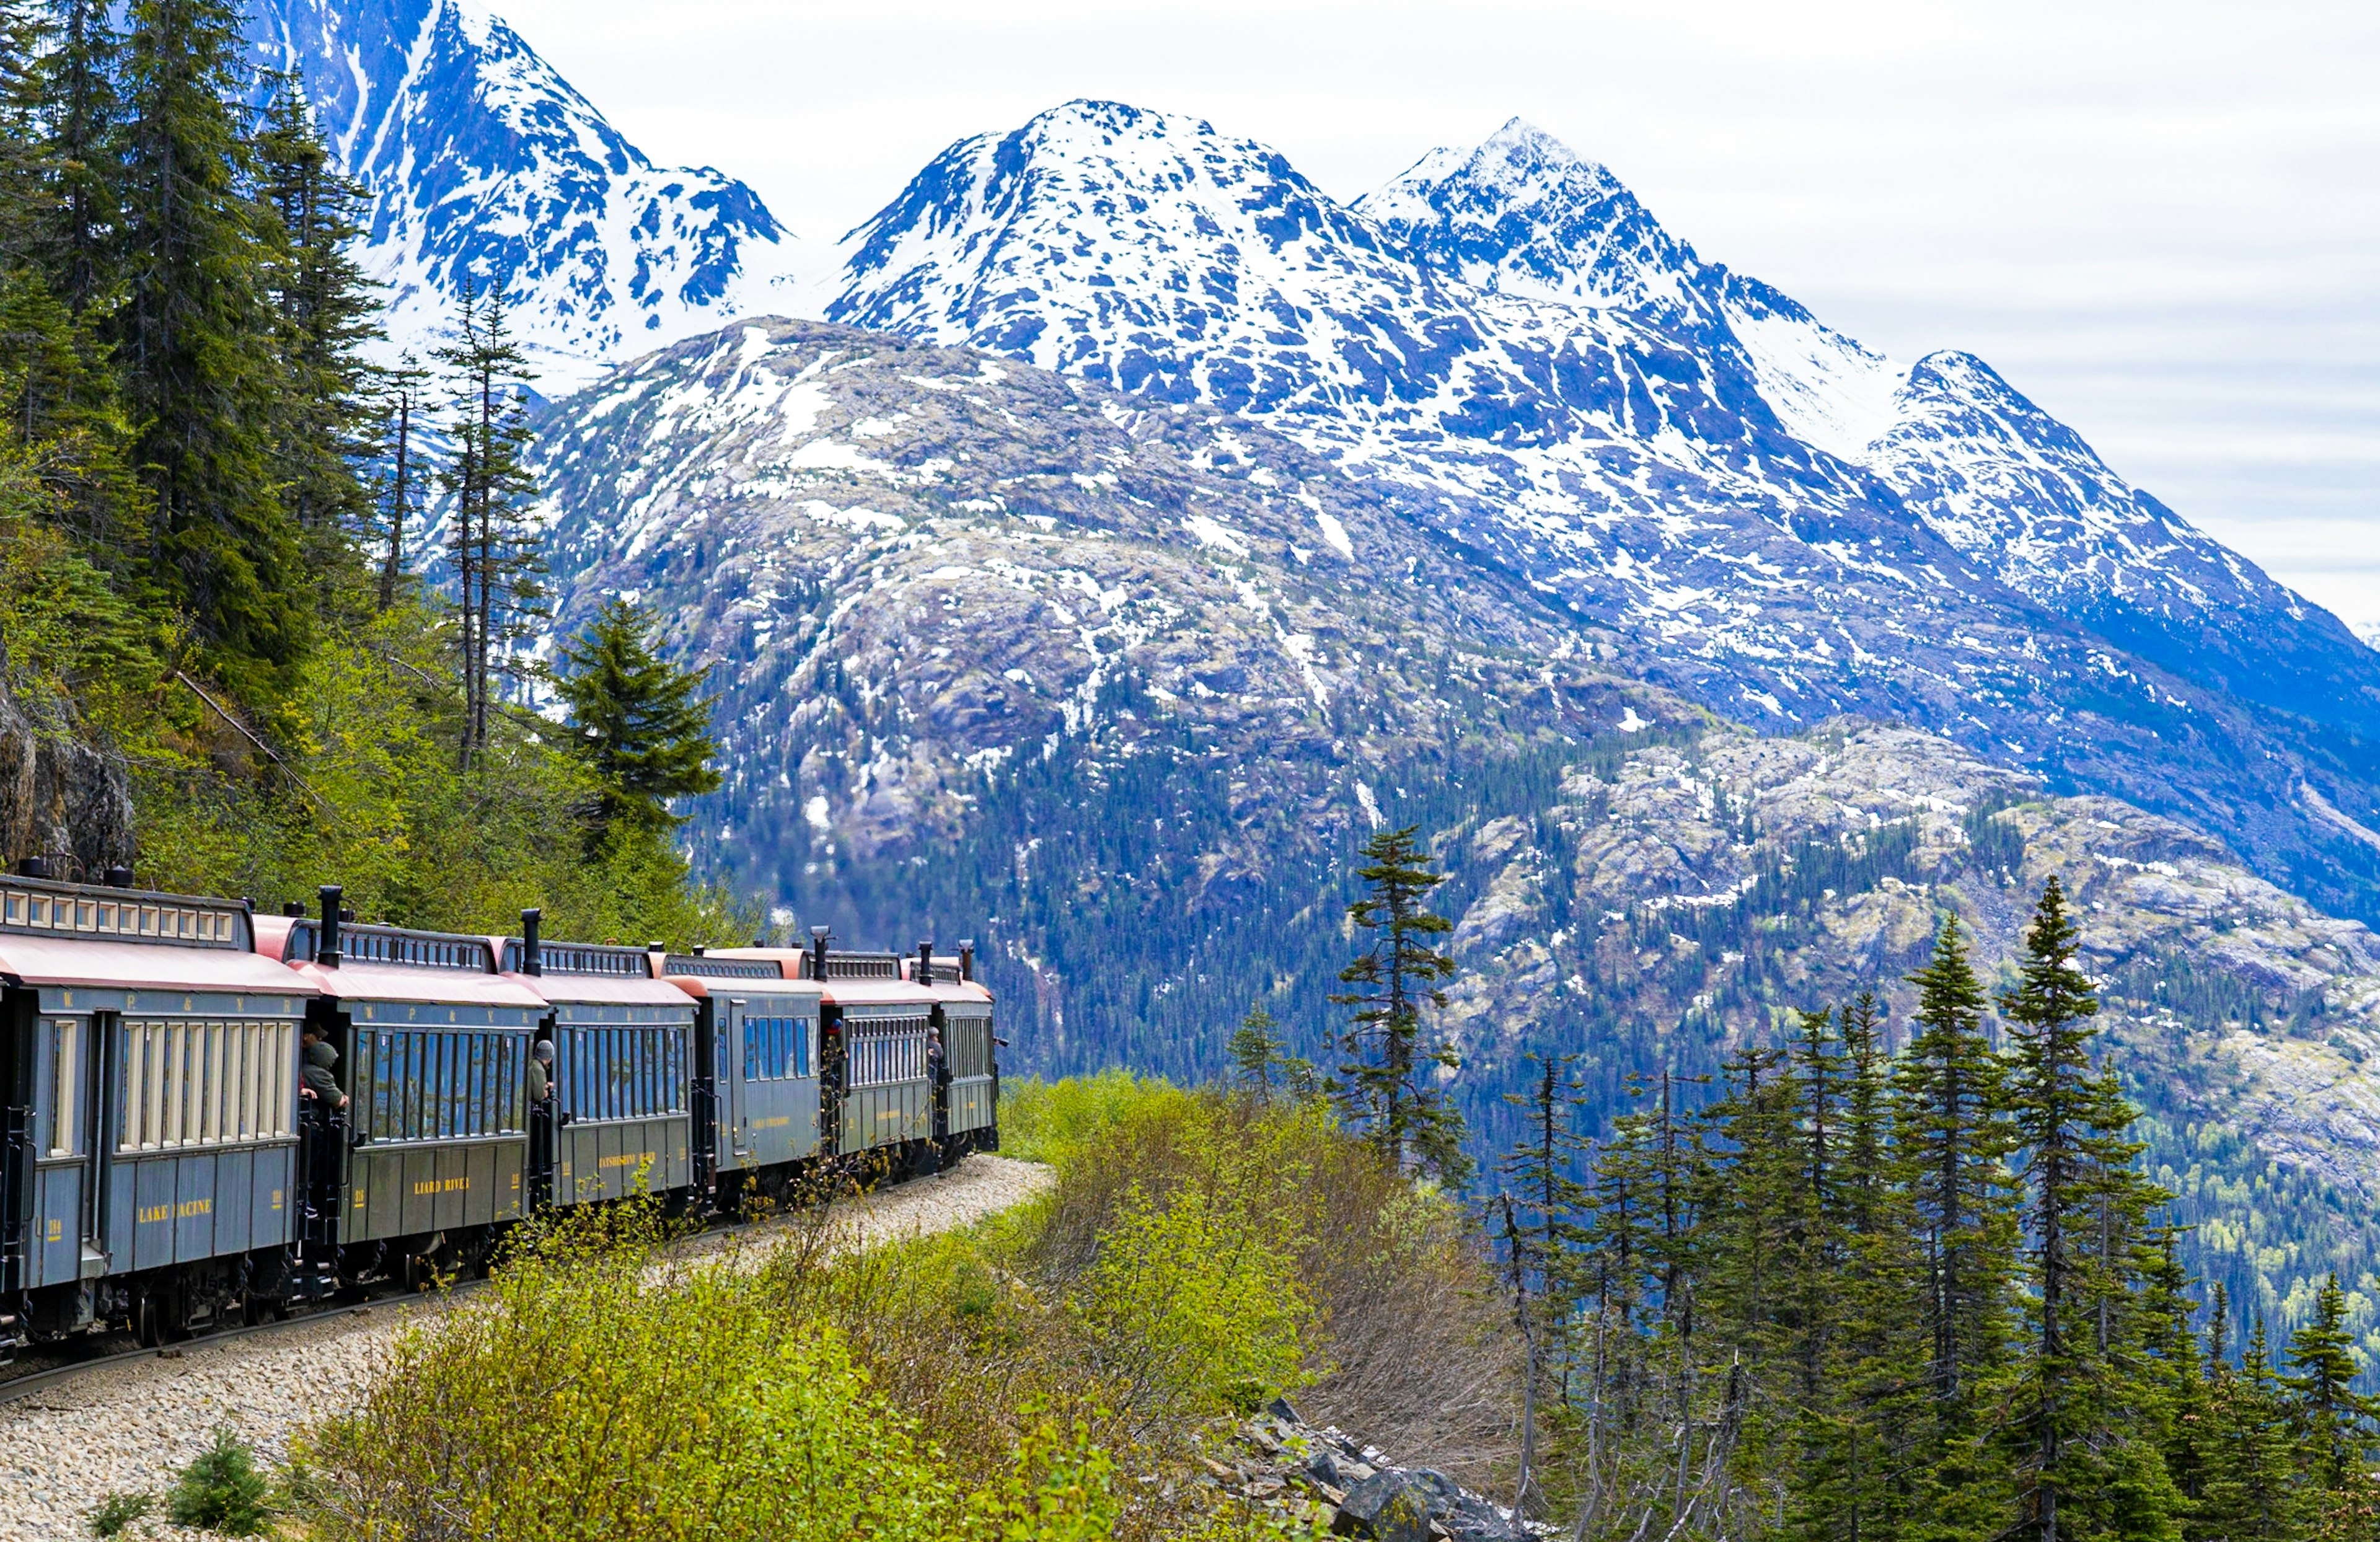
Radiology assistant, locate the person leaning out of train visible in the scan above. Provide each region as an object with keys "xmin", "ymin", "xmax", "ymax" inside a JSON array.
[
  {"xmin": 528, "ymin": 1038, "xmax": 553, "ymax": 1107},
  {"xmin": 299, "ymin": 1030, "xmax": 348, "ymax": 1111},
  {"xmin": 927, "ymin": 1026, "xmax": 945, "ymax": 1085}
]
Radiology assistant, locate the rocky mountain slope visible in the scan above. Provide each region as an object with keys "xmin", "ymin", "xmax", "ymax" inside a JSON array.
[
  {"xmin": 818, "ymin": 100, "xmax": 2380, "ymax": 925},
  {"xmin": 241, "ymin": 0, "xmax": 810, "ymax": 388},
  {"xmin": 532, "ymin": 316, "xmax": 2380, "ymax": 1346}
]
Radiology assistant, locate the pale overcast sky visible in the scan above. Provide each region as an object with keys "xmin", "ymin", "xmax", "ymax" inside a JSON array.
[{"xmin": 495, "ymin": 0, "xmax": 2379, "ymax": 632}]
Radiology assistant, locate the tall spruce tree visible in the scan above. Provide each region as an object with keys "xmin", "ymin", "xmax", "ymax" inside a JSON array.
[
  {"xmin": 376, "ymin": 350, "xmax": 427, "ymax": 608},
  {"xmin": 252, "ymin": 80, "xmax": 381, "ymax": 573},
  {"xmin": 2281, "ymin": 1276, "xmax": 2380, "ymax": 1507},
  {"xmin": 1227, "ymin": 1000, "xmax": 1298, "ymax": 1101},
  {"xmin": 1893, "ymin": 915, "xmax": 2017, "ymax": 1421},
  {"xmin": 552, "ymin": 596, "xmax": 720, "ymax": 847},
  {"xmin": 30, "ymin": 0, "xmax": 120, "ymax": 318},
  {"xmin": 1330, "ymin": 824, "xmax": 1466, "ymax": 1181},
  {"xmin": 436, "ymin": 278, "xmax": 542, "ymax": 760},
  {"xmin": 2001, "ymin": 876, "xmax": 2181, "ymax": 1540},
  {"xmin": 116, "ymin": 0, "xmax": 309, "ymax": 684},
  {"xmin": 2195, "ymin": 1316, "xmax": 2306, "ymax": 1542}
]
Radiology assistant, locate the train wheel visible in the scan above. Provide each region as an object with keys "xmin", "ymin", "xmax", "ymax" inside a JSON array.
[{"xmin": 133, "ymin": 1289, "xmax": 166, "ymax": 1349}]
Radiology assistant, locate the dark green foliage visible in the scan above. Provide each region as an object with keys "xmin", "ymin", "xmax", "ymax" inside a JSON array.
[
  {"xmin": 1331, "ymin": 824, "xmax": 1468, "ymax": 1182},
  {"xmin": 1227, "ymin": 999, "xmax": 1311, "ymax": 1101},
  {"xmin": 86, "ymin": 1490, "xmax": 153, "ymax": 1539},
  {"xmin": 2280, "ymin": 1276, "xmax": 2380, "ymax": 1496},
  {"xmin": 1894, "ymin": 916, "xmax": 2017, "ymax": 1425},
  {"xmin": 0, "ymin": 1, "xmax": 737, "ymax": 947},
  {"xmin": 552, "ymin": 596, "xmax": 721, "ymax": 845},
  {"xmin": 252, "ymin": 79, "xmax": 381, "ymax": 567},
  {"xmin": 1508, "ymin": 881, "xmax": 2380, "ymax": 1541},
  {"xmin": 166, "ymin": 1428, "xmax": 273, "ymax": 1535},
  {"xmin": 116, "ymin": 0, "xmax": 309, "ymax": 686}
]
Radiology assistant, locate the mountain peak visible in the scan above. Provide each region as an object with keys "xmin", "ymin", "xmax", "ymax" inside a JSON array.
[{"xmin": 245, "ymin": 0, "xmax": 809, "ymax": 388}]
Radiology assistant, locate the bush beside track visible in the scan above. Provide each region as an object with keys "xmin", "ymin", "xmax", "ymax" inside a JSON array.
[{"xmin": 289, "ymin": 1075, "xmax": 1526, "ymax": 1542}]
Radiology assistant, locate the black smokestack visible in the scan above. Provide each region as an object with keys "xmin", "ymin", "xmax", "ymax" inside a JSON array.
[
  {"xmin": 916, "ymin": 940, "xmax": 935, "ymax": 986},
  {"xmin": 317, "ymin": 885, "xmax": 343, "ymax": 969},
  {"xmin": 521, "ymin": 908, "xmax": 542, "ymax": 976},
  {"xmin": 809, "ymin": 925, "xmax": 831, "ymax": 982}
]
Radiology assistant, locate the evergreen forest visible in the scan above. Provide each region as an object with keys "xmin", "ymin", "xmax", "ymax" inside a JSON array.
[
  {"xmin": 0, "ymin": 0, "xmax": 740, "ymax": 942},
  {"xmin": 1305, "ymin": 848, "xmax": 2380, "ymax": 1540}
]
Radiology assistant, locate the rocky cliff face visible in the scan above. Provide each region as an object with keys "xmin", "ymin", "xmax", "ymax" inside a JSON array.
[{"xmin": 0, "ymin": 665, "xmax": 134, "ymax": 879}]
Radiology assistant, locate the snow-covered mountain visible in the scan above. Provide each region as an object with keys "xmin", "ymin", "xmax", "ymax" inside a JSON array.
[
  {"xmin": 249, "ymin": 6, "xmax": 2380, "ymax": 919},
  {"xmin": 242, "ymin": 0, "xmax": 813, "ymax": 389}
]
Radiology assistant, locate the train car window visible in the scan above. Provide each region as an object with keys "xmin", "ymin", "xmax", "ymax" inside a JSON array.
[
  {"xmin": 449, "ymin": 1033, "xmax": 466, "ymax": 1138},
  {"xmin": 144, "ymin": 1022, "xmax": 166, "ymax": 1147},
  {"xmin": 231, "ymin": 1022, "xmax": 251, "ymax": 1140},
  {"xmin": 48, "ymin": 1019, "xmax": 77, "ymax": 1156}
]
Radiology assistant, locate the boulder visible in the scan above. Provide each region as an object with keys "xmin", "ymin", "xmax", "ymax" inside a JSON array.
[{"xmin": 1332, "ymin": 1471, "xmax": 1433, "ymax": 1542}]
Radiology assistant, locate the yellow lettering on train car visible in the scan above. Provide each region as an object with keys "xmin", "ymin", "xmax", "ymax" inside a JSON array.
[
  {"xmin": 177, "ymin": 1198, "xmax": 209, "ymax": 1218},
  {"xmin": 46, "ymin": 1218, "xmax": 63, "ymax": 1241},
  {"xmin": 411, "ymin": 1176, "xmax": 470, "ymax": 1196},
  {"xmin": 271, "ymin": 1189, "xmax": 283, "ymax": 1211},
  {"xmin": 597, "ymin": 1152, "xmax": 655, "ymax": 1170},
  {"xmin": 353, "ymin": 1189, "xmax": 366, "ymax": 1208},
  {"xmin": 752, "ymin": 1116, "xmax": 789, "ymax": 1129}
]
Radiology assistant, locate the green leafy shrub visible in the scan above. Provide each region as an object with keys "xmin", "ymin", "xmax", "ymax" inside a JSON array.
[
  {"xmin": 299, "ymin": 1079, "xmax": 1496, "ymax": 1539},
  {"xmin": 996, "ymin": 1070, "xmax": 1195, "ymax": 1167},
  {"xmin": 1081, "ymin": 1179, "xmax": 1316, "ymax": 1414},
  {"xmin": 86, "ymin": 1490, "xmax": 153, "ymax": 1539},
  {"xmin": 165, "ymin": 1429, "xmax": 275, "ymax": 1535}
]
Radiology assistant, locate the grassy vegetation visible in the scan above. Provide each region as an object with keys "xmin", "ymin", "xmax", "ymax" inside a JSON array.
[{"xmin": 291, "ymin": 1075, "xmax": 1527, "ymax": 1540}]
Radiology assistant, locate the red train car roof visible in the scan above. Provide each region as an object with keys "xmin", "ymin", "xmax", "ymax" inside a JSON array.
[
  {"xmin": 0, "ymin": 934, "xmax": 316, "ymax": 997},
  {"xmin": 255, "ymin": 914, "xmax": 545, "ymax": 1008},
  {"xmin": 0, "ymin": 876, "xmax": 307, "ymax": 997}
]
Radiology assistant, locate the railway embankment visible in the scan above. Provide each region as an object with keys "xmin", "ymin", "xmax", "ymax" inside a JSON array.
[
  {"xmin": 5, "ymin": 1077, "xmax": 1538, "ymax": 1541},
  {"xmin": 0, "ymin": 1156, "xmax": 1053, "ymax": 1542}
]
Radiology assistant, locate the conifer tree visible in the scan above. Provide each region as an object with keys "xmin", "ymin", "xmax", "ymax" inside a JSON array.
[
  {"xmin": 2281, "ymin": 1276, "xmax": 2380, "ymax": 1503},
  {"xmin": 1331, "ymin": 824, "xmax": 1466, "ymax": 1181},
  {"xmin": 253, "ymin": 81, "xmax": 381, "ymax": 563},
  {"xmin": 552, "ymin": 596, "xmax": 720, "ymax": 846},
  {"xmin": 376, "ymin": 350, "xmax": 428, "ymax": 608},
  {"xmin": 1893, "ymin": 915, "xmax": 2016, "ymax": 1422},
  {"xmin": 1228, "ymin": 1000, "xmax": 1292, "ymax": 1101},
  {"xmin": 116, "ymin": 0, "xmax": 309, "ymax": 684},
  {"xmin": 29, "ymin": 0, "xmax": 121, "ymax": 318},
  {"xmin": 1497, "ymin": 1050, "xmax": 1594, "ymax": 1315},
  {"xmin": 1497, "ymin": 1047, "xmax": 1595, "ymax": 1482},
  {"xmin": 437, "ymin": 278, "xmax": 542, "ymax": 759},
  {"xmin": 2001, "ymin": 876, "xmax": 2180, "ymax": 1538},
  {"xmin": 2193, "ymin": 1315, "xmax": 2308, "ymax": 1542}
]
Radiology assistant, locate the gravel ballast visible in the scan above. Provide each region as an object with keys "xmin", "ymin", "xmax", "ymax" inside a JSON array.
[{"xmin": 0, "ymin": 1154, "xmax": 1053, "ymax": 1541}]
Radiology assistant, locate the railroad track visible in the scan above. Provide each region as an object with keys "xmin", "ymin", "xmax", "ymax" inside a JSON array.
[{"xmin": 0, "ymin": 1284, "xmax": 476, "ymax": 1408}]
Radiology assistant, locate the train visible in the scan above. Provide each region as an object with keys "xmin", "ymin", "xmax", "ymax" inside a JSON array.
[{"xmin": 0, "ymin": 866, "xmax": 998, "ymax": 1351}]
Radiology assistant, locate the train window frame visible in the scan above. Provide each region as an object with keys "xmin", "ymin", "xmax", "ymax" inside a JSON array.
[{"xmin": 48, "ymin": 1018, "xmax": 77, "ymax": 1157}]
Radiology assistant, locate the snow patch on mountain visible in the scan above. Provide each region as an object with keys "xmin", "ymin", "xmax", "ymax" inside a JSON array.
[{"xmin": 245, "ymin": 0, "xmax": 816, "ymax": 389}]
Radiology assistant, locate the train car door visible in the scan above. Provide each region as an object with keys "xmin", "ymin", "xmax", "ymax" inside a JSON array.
[
  {"xmin": 0, "ymin": 992, "xmax": 29, "ymax": 1308},
  {"xmin": 725, "ymin": 1000, "xmax": 749, "ymax": 1161},
  {"xmin": 77, "ymin": 1009, "xmax": 116, "ymax": 1279}
]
